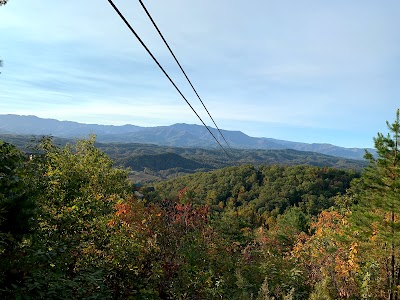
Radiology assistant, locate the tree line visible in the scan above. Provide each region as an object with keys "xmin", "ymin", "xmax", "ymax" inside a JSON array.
[{"xmin": 0, "ymin": 134, "xmax": 367, "ymax": 182}]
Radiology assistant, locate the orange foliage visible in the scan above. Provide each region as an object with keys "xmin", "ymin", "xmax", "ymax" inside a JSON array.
[{"xmin": 292, "ymin": 210, "xmax": 359, "ymax": 298}]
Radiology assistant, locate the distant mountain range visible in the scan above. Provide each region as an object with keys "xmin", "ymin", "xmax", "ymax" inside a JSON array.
[{"xmin": 0, "ymin": 114, "xmax": 373, "ymax": 160}]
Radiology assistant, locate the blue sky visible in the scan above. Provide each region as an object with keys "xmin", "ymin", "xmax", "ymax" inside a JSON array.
[{"xmin": 0, "ymin": 0, "xmax": 399, "ymax": 148}]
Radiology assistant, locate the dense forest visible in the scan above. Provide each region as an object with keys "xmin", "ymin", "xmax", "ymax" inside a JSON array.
[
  {"xmin": 152, "ymin": 164, "xmax": 358, "ymax": 218},
  {"xmin": 0, "ymin": 134, "xmax": 366, "ymax": 181},
  {"xmin": 0, "ymin": 110, "xmax": 399, "ymax": 299}
]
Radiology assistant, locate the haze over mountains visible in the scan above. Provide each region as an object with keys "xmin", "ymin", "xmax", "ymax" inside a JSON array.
[{"xmin": 0, "ymin": 114, "xmax": 372, "ymax": 160}]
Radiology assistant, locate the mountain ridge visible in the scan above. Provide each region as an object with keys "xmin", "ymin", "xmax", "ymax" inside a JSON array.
[
  {"xmin": 0, "ymin": 133, "xmax": 367, "ymax": 181},
  {"xmin": 0, "ymin": 114, "xmax": 373, "ymax": 160}
]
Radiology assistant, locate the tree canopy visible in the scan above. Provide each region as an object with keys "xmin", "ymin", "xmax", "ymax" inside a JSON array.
[{"xmin": 0, "ymin": 109, "xmax": 399, "ymax": 299}]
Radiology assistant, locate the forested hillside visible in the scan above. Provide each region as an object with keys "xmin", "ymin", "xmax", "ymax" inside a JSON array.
[
  {"xmin": 152, "ymin": 164, "xmax": 358, "ymax": 218},
  {"xmin": 104, "ymin": 143, "xmax": 366, "ymax": 180},
  {"xmin": 1, "ymin": 110, "xmax": 399, "ymax": 299},
  {"xmin": 0, "ymin": 133, "xmax": 366, "ymax": 181}
]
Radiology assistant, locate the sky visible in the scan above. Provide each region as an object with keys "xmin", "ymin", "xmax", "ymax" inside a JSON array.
[{"xmin": 0, "ymin": 0, "xmax": 399, "ymax": 148}]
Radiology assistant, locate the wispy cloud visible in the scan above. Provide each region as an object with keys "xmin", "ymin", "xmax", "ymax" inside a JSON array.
[{"xmin": 1, "ymin": 0, "xmax": 399, "ymax": 148}]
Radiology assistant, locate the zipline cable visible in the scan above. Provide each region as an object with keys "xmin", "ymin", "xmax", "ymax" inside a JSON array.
[
  {"xmin": 138, "ymin": 0, "xmax": 232, "ymax": 151},
  {"xmin": 106, "ymin": 0, "xmax": 233, "ymax": 160}
]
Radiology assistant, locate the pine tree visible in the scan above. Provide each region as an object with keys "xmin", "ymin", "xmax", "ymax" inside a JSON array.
[{"xmin": 351, "ymin": 109, "xmax": 400, "ymax": 299}]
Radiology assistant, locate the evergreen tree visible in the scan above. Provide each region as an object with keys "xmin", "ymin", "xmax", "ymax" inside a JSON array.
[{"xmin": 351, "ymin": 109, "xmax": 400, "ymax": 299}]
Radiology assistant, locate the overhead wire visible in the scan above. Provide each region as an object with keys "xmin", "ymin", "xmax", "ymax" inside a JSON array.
[
  {"xmin": 106, "ymin": 0, "xmax": 233, "ymax": 160},
  {"xmin": 138, "ymin": 0, "xmax": 232, "ymax": 151}
]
